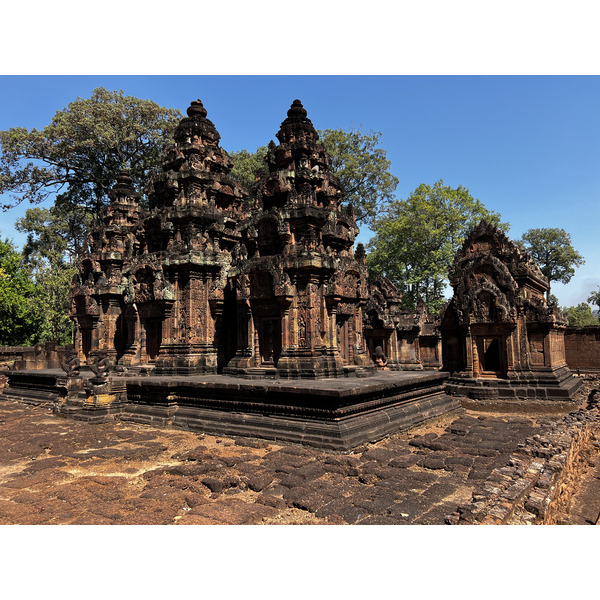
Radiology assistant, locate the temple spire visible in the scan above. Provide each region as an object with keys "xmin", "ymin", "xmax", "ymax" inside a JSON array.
[{"xmin": 187, "ymin": 99, "xmax": 208, "ymax": 118}]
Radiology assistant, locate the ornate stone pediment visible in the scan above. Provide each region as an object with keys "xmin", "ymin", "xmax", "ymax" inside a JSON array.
[{"xmin": 448, "ymin": 221, "xmax": 554, "ymax": 325}]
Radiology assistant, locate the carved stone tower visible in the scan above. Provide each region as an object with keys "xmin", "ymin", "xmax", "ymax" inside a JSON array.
[
  {"xmin": 71, "ymin": 99, "xmax": 380, "ymax": 379},
  {"xmin": 70, "ymin": 170, "xmax": 141, "ymax": 366},
  {"xmin": 225, "ymin": 100, "xmax": 373, "ymax": 378},
  {"xmin": 143, "ymin": 100, "xmax": 249, "ymax": 374}
]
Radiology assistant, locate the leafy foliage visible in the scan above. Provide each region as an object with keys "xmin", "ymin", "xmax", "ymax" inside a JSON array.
[
  {"xmin": 29, "ymin": 263, "xmax": 75, "ymax": 345},
  {"xmin": 519, "ymin": 228, "xmax": 584, "ymax": 300},
  {"xmin": 16, "ymin": 204, "xmax": 90, "ymax": 264},
  {"xmin": 0, "ymin": 237, "xmax": 41, "ymax": 345},
  {"xmin": 562, "ymin": 302, "xmax": 598, "ymax": 327},
  {"xmin": 367, "ymin": 180, "xmax": 508, "ymax": 314},
  {"xmin": 15, "ymin": 206, "xmax": 81, "ymax": 345},
  {"xmin": 318, "ymin": 128, "xmax": 399, "ymax": 225},
  {"xmin": 587, "ymin": 286, "xmax": 600, "ymax": 313},
  {"xmin": 229, "ymin": 146, "xmax": 268, "ymax": 194},
  {"xmin": 0, "ymin": 88, "xmax": 184, "ymax": 345},
  {"xmin": 228, "ymin": 129, "xmax": 399, "ymax": 225},
  {"xmin": 0, "ymin": 87, "xmax": 182, "ymax": 215}
]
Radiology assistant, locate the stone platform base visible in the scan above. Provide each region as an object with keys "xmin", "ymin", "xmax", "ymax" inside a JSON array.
[
  {"xmin": 0, "ymin": 370, "xmax": 66, "ymax": 406},
  {"xmin": 118, "ymin": 372, "xmax": 459, "ymax": 450},
  {"xmin": 1, "ymin": 369, "xmax": 460, "ymax": 450},
  {"xmin": 446, "ymin": 366, "xmax": 583, "ymax": 405}
]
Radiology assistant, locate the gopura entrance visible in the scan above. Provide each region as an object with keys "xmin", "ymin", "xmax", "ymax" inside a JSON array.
[{"xmin": 441, "ymin": 221, "xmax": 582, "ymax": 402}]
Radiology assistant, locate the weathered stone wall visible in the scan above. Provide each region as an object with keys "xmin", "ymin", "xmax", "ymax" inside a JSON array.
[
  {"xmin": 564, "ymin": 326, "xmax": 600, "ymax": 370},
  {"xmin": 0, "ymin": 344, "xmax": 73, "ymax": 371},
  {"xmin": 446, "ymin": 374, "xmax": 600, "ymax": 524}
]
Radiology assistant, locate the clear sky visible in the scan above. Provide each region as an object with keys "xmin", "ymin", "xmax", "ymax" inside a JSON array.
[{"xmin": 1, "ymin": 74, "xmax": 598, "ymax": 307}]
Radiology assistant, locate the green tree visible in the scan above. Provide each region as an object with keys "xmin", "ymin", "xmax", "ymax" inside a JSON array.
[
  {"xmin": 318, "ymin": 128, "xmax": 399, "ymax": 225},
  {"xmin": 562, "ymin": 302, "xmax": 598, "ymax": 327},
  {"xmin": 0, "ymin": 87, "xmax": 182, "ymax": 215},
  {"xmin": 367, "ymin": 180, "xmax": 508, "ymax": 314},
  {"xmin": 16, "ymin": 204, "xmax": 90, "ymax": 264},
  {"xmin": 1, "ymin": 89, "xmax": 182, "ymax": 344},
  {"xmin": 15, "ymin": 206, "xmax": 81, "ymax": 345},
  {"xmin": 229, "ymin": 129, "xmax": 399, "ymax": 225},
  {"xmin": 0, "ymin": 237, "xmax": 41, "ymax": 345},
  {"xmin": 29, "ymin": 263, "xmax": 75, "ymax": 345},
  {"xmin": 519, "ymin": 228, "xmax": 585, "ymax": 301},
  {"xmin": 230, "ymin": 146, "xmax": 268, "ymax": 193},
  {"xmin": 587, "ymin": 286, "xmax": 600, "ymax": 313}
]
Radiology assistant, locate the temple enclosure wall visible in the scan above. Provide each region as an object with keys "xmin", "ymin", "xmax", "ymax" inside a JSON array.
[
  {"xmin": 0, "ymin": 344, "xmax": 73, "ymax": 371},
  {"xmin": 564, "ymin": 326, "xmax": 600, "ymax": 370},
  {"xmin": 2, "ymin": 327, "xmax": 598, "ymax": 375}
]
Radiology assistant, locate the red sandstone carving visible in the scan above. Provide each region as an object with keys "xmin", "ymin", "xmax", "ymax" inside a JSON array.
[
  {"xmin": 70, "ymin": 99, "xmax": 438, "ymax": 379},
  {"xmin": 441, "ymin": 221, "xmax": 580, "ymax": 401}
]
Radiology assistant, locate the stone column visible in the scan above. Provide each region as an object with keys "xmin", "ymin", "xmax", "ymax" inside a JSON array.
[{"xmin": 464, "ymin": 327, "xmax": 474, "ymax": 376}]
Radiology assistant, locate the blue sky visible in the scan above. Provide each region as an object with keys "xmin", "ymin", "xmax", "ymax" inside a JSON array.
[{"xmin": 1, "ymin": 75, "xmax": 598, "ymax": 307}]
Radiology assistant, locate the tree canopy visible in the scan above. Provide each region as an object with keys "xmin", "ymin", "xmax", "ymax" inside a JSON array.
[
  {"xmin": 16, "ymin": 204, "xmax": 89, "ymax": 266},
  {"xmin": 0, "ymin": 88, "xmax": 184, "ymax": 345},
  {"xmin": 0, "ymin": 87, "xmax": 182, "ymax": 215},
  {"xmin": 229, "ymin": 146, "xmax": 268, "ymax": 194},
  {"xmin": 0, "ymin": 237, "xmax": 41, "ymax": 346},
  {"xmin": 562, "ymin": 302, "xmax": 598, "ymax": 328},
  {"xmin": 519, "ymin": 228, "xmax": 585, "ymax": 300},
  {"xmin": 15, "ymin": 206, "xmax": 82, "ymax": 345},
  {"xmin": 318, "ymin": 128, "xmax": 399, "ymax": 225},
  {"xmin": 587, "ymin": 286, "xmax": 600, "ymax": 313},
  {"xmin": 367, "ymin": 180, "xmax": 508, "ymax": 313},
  {"xmin": 229, "ymin": 128, "xmax": 399, "ymax": 225}
]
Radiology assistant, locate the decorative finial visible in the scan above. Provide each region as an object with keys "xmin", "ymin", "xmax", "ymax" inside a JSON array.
[
  {"xmin": 287, "ymin": 99, "xmax": 307, "ymax": 118},
  {"xmin": 116, "ymin": 170, "xmax": 133, "ymax": 186},
  {"xmin": 187, "ymin": 99, "xmax": 208, "ymax": 118}
]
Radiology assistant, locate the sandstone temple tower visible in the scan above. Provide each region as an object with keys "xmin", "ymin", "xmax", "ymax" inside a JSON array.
[
  {"xmin": 225, "ymin": 99, "xmax": 372, "ymax": 377},
  {"xmin": 70, "ymin": 99, "xmax": 374, "ymax": 379}
]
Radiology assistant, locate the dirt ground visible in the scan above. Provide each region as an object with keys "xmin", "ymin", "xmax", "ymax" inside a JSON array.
[{"xmin": 5, "ymin": 395, "xmax": 587, "ymax": 525}]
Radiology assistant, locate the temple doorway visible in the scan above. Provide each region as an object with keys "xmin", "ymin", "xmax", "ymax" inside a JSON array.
[
  {"xmin": 259, "ymin": 318, "xmax": 281, "ymax": 365},
  {"xmin": 217, "ymin": 286, "xmax": 238, "ymax": 372},
  {"xmin": 337, "ymin": 318, "xmax": 350, "ymax": 363},
  {"xmin": 81, "ymin": 329, "xmax": 92, "ymax": 360},
  {"xmin": 366, "ymin": 336, "xmax": 387, "ymax": 361},
  {"xmin": 145, "ymin": 319, "xmax": 162, "ymax": 361},
  {"xmin": 114, "ymin": 314, "xmax": 128, "ymax": 362},
  {"xmin": 475, "ymin": 336, "xmax": 505, "ymax": 377}
]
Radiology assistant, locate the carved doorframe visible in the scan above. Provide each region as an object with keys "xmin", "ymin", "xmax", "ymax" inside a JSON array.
[{"xmin": 473, "ymin": 334, "xmax": 507, "ymax": 378}]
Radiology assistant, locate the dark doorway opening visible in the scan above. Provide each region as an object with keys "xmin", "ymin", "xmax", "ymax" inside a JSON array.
[
  {"xmin": 476, "ymin": 336, "xmax": 505, "ymax": 376},
  {"xmin": 259, "ymin": 318, "xmax": 281, "ymax": 365},
  {"xmin": 483, "ymin": 337, "xmax": 501, "ymax": 372},
  {"xmin": 114, "ymin": 314, "xmax": 128, "ymax": 363},
  {"xmin": 217, "ymin": 286, "xmax": 238, "ymax": 372},
  {"xmin": 337, "ymin": 318, "xmax": 350, "ymax": 364},
  {"xmin": 145, "ymin": 319, "xmax": 162, "ymax": 361},
  {"xmin": 82, "ymin": 329, "xmax": 92, "ymax": 360}
]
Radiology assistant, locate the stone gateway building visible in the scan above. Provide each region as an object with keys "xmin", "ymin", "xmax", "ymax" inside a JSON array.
[{"xmin": 440, "ymin": 221, "xmax": 581, "ymax": 402}]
